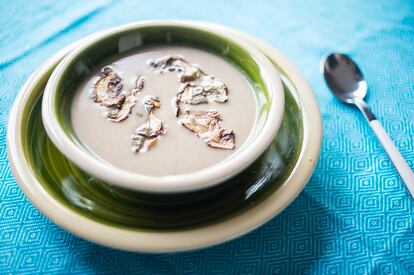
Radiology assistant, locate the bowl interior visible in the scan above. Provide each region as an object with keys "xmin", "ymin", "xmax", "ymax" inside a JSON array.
[{"xmin": 54, "ymin": 25, "xmax": 272, "ymax": 164}]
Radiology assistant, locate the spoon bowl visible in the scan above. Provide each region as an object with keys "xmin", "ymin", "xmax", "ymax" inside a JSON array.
[{"xmin": 322, "ymin": 53, "xmax": 367, "ymax": 104}]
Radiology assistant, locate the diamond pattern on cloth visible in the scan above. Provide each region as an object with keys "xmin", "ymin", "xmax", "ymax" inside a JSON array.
[{"xmin": 1, "ymin": 0, "xmax": 414, "ymax": 273}]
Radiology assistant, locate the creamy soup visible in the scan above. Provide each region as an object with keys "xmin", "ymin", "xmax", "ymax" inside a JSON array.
[{"xmin": 71, "ymin": 46, "xmax": 257, "ymax": 176}]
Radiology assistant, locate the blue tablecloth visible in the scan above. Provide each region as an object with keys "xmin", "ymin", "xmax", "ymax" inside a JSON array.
[{"xmin": 1, "ymin": 1, "xmax": 413, "ymax": 273}]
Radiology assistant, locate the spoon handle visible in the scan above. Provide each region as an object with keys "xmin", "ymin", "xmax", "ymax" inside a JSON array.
[{"xmin": 369, "ymin": 120, "xmax": 414, "ymax": 197}]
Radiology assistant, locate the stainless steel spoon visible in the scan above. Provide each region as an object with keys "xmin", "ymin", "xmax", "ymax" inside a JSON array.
[{"xmin": 322, "ymin": 53, "xmax": 414, "ymax": 197}]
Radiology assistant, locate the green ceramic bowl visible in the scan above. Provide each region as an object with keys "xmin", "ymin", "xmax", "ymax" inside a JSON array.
[
  {"xmin": 41, "ymin": 22, "xmax": 284, "ymax": 193},
  {"xmin": 8, "ymin": 22, "xmax": 322, "ymax": 251}
]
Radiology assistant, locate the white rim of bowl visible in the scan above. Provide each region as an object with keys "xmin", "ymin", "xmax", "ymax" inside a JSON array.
[
  {"xmin": 41, "ymin": 21, "xmax": 285, "ymax": 193},
  {"xmin": 7, "ymin": 20, "xmax": 322, "ymax": 252}
]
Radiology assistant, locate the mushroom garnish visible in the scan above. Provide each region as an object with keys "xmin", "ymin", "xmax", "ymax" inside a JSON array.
[
  {"xmin": 131, "ymin": 95, "xmax": 166, "ymax": 153},
  {"xmin": 107, "ymin": 94, "xmax": 137, "ymax": 122},
  {"xmin": 106, "ymin": 75, "xmax": 145, "ymax": 122},
  {"xmin": 149, "ymin": 55, "xmax": 203, "ymax": 82},
  {"xmin": 91, "ymin": 66, "xmax": 125, "ymax": 108},
  {"xmin": 180, "ymin": 110, "xmax": 235, "ymax": 150},
  {"xmin": 149, "ymin": 55, "xmax": 228, "ymax": 115},
  {"xmin": 142, "ymin": 95, "xmax": 161, "ymax": 112},
  {"xmin": 174, "ymin": 76, "xmax": 228, "ymax": 116},
  {"xmin": 131, "ymin": 135, "xmax": 159, "ymax": 153},
  {"xmin": 135, "ymin": 111, "xmax": 165, "ymax": 138},
  {"xmin": 149, "ymin": 54, "xmax": 235, "ymax": 149},
  {"xmin": 133, "ymin": 75, "xmax": 145, "ymax": 94},
  {"xmin": 91, "ymin": 55, "xmax": 236, "ymax": 153}
]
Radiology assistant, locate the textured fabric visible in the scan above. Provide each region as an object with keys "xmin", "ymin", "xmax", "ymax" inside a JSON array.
[{"xmin": 1, "ymin": 0, "xmax": 414, "ymax": 274}]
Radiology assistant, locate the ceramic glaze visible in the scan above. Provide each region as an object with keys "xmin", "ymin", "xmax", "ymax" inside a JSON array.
[
  {"xmin": 42, "ymin": 22, "xmax": 285, "ymax": 193},
  {"xmin": 71, "ymin": 46, "xmax": 257, "ymax": 176}
]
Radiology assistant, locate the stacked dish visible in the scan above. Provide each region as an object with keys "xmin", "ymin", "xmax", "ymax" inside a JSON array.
[{"xmin": 7, "ymin": 21, "xmax": 322, "ymax": 252}]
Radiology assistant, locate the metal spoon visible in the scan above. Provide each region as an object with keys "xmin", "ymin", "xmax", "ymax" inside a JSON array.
[{"xmin": 322, "ymin": 53, "xmax": 414, "ymax": 197}]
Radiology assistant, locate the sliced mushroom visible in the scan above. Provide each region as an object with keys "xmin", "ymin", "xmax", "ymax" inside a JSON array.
[
  {"xmin": 131, "ymin": 135, "xmax": 158, "ymax": 153},
  {"xmin": 197, "ymin": 75, "xmax": 228, "ymax": 103},
  {"xmin": 205, "ymin": 128, "xmax": 236, "ymax": 150},
  {"xmin": 174, "ymin": 76, "xmax": 228, "ymax": 116},
  {"xmin": 149, "ymin": 55, "xmax": 202, "ymax": 82},
  {"xmin": 179, "ymin": 61, "xmax": 202, "ymax": 82},
  {"xmin": 180, "ymin": 110, "xmax": 235, "ymax": 150},
  {"xmin": 131, "ymin": 134, "xmax": 145, "ymax": 152},
  {"xmin": 104, "ymin": 75, "xmax": 146, "ymax": 122},
  {"xmin": 133, "ymin": 75, "xmax": 145, "ymax": 94},
  {"xmin": 131, "ymin": 95, "xmax": 166, "ymax": 153},
  {"xmin": 142, "ymin": 95, "xmax": 161, "ymax": 112},
  {"xmin": 135, "ymin": 112, "xmax": 166, "ymax": 138},
  {"xmin": 172, "ymin": 96, "xmax": 181, "ymax": 117},
  {"xmin": 107, "ymin": 94, "xmax": 137, "ymax": 122},
  {"xmin": 148, "ymin": 55, "xmax": 229, "ymax": 117},
  {"xmin": 176, "ymin": 83, "xmax": 209, "ymax": 106},
  {"xmin": 91, "ymin": 67, "xmax": 125, "ymax": 107},
  {"xmin": 177, "ymin": 76, "xmax": 227, "ymax": 103}
]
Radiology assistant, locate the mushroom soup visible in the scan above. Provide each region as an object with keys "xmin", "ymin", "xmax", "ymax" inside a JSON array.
[{"xmin": 71, "ymin": 46, "xmax": 257, "ymax": 176}]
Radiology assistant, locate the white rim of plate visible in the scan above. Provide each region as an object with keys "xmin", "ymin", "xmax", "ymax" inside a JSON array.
[{"xmin": 7, "ymin": 20, "xmax": 322, "ymax": 253}]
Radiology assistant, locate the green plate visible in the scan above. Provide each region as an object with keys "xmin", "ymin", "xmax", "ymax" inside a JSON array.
[{"xmin": 9, "ymin": 22, "xmax": 322, "ymax": 252}]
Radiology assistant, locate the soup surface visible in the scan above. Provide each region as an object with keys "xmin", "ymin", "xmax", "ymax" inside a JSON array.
[{"xmin": 71, "ymin": 46, "xmax": 257, "ymax": 176}]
